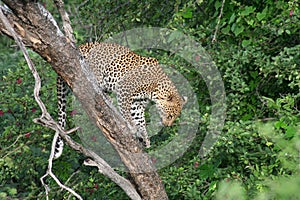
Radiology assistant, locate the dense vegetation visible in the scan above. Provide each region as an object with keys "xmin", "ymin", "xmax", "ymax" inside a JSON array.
[{"xmin": 0, "ymin": 0, "xmax": 299, "ymax": 199}]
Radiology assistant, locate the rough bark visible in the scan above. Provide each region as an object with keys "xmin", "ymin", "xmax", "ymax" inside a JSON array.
[{"xmin": 0, "ymin": 1, "xmax": 168, "ymax": 199}]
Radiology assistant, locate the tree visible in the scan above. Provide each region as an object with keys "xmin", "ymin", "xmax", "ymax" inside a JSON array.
[{"xmin": 0, "ymin": 1, "xmax": 168, "ymax": 199}]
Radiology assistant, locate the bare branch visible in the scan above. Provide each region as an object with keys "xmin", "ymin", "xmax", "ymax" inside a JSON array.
[
  {"xmin": 1, "ymin": 134, "xmax": 23, "ymax": 155},
  {"xmin": 60, "ymin": 170, "xmax": 81, "ymax": 192},
  {"xmin": 35, "ymin": 117, "xmax": 142, "ymax": 199},
  {"xmin": 40, "ymin": 130, "xmax": 83, "ymax": 200},
  {"xmin": 212, "ymin": 0, "xmax": 225, "ymax": 43},
  {"xmin": 54, "ymin": 0, "xmax": 75, "ymax": 43}
]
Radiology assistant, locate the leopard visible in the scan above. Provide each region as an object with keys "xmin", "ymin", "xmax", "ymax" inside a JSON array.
[
  {"xmin": 54, "ymin": 76, "xmax": 67, "ymax": 159},
  {"xmin": 54, "ymin": 42, "xmax": 185, "ymax": 158}
]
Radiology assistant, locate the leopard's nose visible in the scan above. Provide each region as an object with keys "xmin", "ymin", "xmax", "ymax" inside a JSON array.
[{"xmin": 162, "ymin": 118, "xmax": 173, "ymax": 126}]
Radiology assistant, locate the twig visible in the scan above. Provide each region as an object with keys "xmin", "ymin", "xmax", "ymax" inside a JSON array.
[
  {"xmin": 59, "ymin": 170, "xmax": 81, "ymax": 194},
  {"xmin": 77, "ymin": 0, "xmax": 90, "ymax": 9},
  {"xmin": 1, "ymin": 136, "xmax": 34, "ymax": 159},
  {"xmin": 1, "ymin": 134, "xmax": 23, "ymax": 154},
  {"xmin": 2, "ymin": 142, "xmax": 24, "ymax": 159},
  {"xmin": 212, "ymin": 0, "xmax": 225, "ymax": 43}
]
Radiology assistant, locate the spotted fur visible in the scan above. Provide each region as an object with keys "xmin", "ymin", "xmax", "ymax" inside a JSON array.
[
  {"xmin": 54, "ymin": 42, "xmax": 184, "ymax": 158},
  {"xmin": 54, "ymin": 76, "xmax": 67, "ymax": 159},
  {"xmin": 79, "ymin": 42, "xmax": 184, "ymax": 147}
]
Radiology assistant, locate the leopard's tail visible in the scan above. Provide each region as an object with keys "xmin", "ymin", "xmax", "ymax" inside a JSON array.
[{"xmin": 54, "ymin": 76, "xmax": 67, "ymax": 159}]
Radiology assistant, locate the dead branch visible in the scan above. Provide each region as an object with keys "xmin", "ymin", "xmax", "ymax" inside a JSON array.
[
  {"xmin": 212, "ymin": 0, "xmax": 225, "ymax": 43},
  {"xmin": 40, "ymin": 130, "xmax": 83, "ymax": 200},
  {"xmin": 54, "ymin": 0, "xmax": 75, "ymax": 43}
]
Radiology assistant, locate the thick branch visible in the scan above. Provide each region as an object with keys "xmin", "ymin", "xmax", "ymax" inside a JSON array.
[{"xmin": 0, "ymin": 1, "xmax": 168, "ymax": 199}]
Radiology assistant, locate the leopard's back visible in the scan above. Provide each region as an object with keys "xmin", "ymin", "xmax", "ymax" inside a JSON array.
[{"xmin": 79, "ymin": 42, "xmax": 184, "ymax": 147}]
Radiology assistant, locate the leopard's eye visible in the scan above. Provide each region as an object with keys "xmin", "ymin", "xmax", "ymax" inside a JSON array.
[{"xmin": 167, "ymin": 95, "xmax": 173, "ymax": 101}]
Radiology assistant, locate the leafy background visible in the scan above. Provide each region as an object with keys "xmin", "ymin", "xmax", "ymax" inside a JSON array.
[{"xmin": 0, "ymin": 0, "xmax": 299, "ymax": 199}]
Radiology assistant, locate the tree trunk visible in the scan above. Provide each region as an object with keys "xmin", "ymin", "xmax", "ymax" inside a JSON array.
[{"xmin": 0, "ymin": 1, "xmax": 168, "ymax": 199}]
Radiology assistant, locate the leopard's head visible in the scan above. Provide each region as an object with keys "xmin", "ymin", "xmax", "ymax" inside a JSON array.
[{"xmin": 156, "ymin": 82, "xmax": 186, "ymax": 126}]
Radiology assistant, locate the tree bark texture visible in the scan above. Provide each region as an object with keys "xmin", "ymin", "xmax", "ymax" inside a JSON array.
[{"xmin": 0, "ymin": 1, "xmax": 168, "ymax": 199}]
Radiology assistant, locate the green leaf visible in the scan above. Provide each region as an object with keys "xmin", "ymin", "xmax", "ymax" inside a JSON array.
[
  {"xmin": 229, "ymin": 13, "xmax": 236, "ymax": 24},
  {"xmin": 8, "ymin": 188, "xmax": 17, "ymax": 196},
  {"xmin": 256, "ymin": 7, "xmax": 268, "ymax": 21},
  {"xmin": 0, "ymin": 192, "xmax": 7, "ymax": 199},
  {"xmin": 249, "ymin": 71, "xmax": 258, "ymax": 78},
  {"xmin": 256, "ymin": 12, "xmax": 266, "ymax": 21},
  {"xmin": 222, "ymin": 25, "xmax": 231, "ymax": 34},
  {"xmin": 247, "ymin": 19, "xmax": 255, "ymax": 26},
  {"xmin": 199, "ymin": 164, "xmax": 216, "ymax": 179},
  {"xmin": 285, "ymin": 126, "xmax": 296, "ymax": 138},
  {"xmin": 214, "ymin": 1, "xmax": 222, "ymax": 10},
  {"xmin": 4, "ymin": 157, "xmax": 14, "ymax": 168},
  {"xmin": 278, "ymin": 28, "xmax": 284, "ymax": 35},
  {"xmin": 232, "ymin": 24, "xmax": 245, "ymax": 36},
  {"xmin": 181, "ymin": 8, "xmax": 193, "ymax": 19},
  {"xmin": 266, "ymin": 141, "xmax": 273, "ymax": 147},
  {"xmin": 274, "ymin": 120, "xmax": 287, "ymax": 129},
  {"xmin": 242, "ymin": 39, "xmax": 252, "ymax": 47},
  {"xmin": 196, "ymin": 0, "xmax": 204, "ymax": 6},
  {"xmin": 241, "ymin": 6, "xmax": 256, "ymax": 16}
]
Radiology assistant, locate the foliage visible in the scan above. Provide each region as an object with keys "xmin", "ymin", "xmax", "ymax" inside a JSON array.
[
  {"xmin": 1, "ymin": 0, "xmax": 299, "ymax": 199},
  {"xmin": 0, "ymin": 51, "xmax": 55, "ymax": 198}
]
